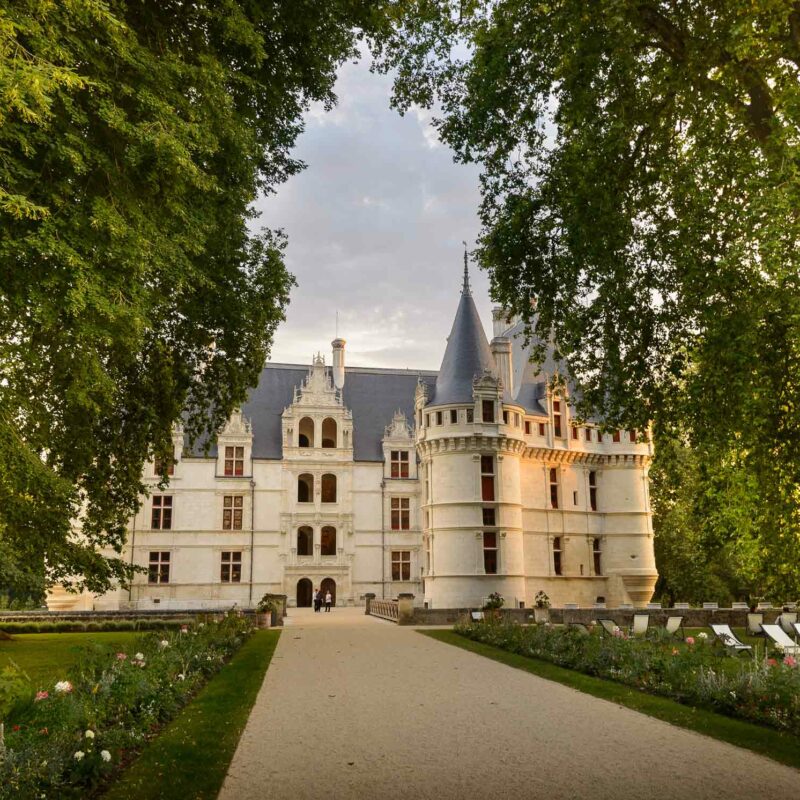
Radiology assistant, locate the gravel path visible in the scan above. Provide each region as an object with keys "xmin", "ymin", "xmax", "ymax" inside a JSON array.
[{"xmin": 219, "ymin": 608, "xmax": 799, "ymax": 800}]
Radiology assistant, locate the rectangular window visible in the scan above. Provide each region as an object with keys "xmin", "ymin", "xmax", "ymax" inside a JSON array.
[
  {"xmin": 552, "ymin": 537, "xmax": 563, "ymax": 576},
  {"xmin": 483, "ymin": 531, "xmax": 498, "ymax": 574},
  {"xmin": 466, "ymin": 408, "xmax": 474, "ymax": 423},
  {"xmin": 571, "ymin": 426, "xmax": 578, "ymax": 440},
  {"xmin": 220, "ymin": 551, "xmax": 242, "ymax": 583},
  {"xmin": 482, "ymin": 400, "xmax": 494, "ymax": 423},
  {"xmin": 593, "ymin": 538, "xmax": 602, "ymax": 575},
  {"xmin": 390, "ymin": 450, "xmax": 410, "ymax": 478},
  {"xmin": 436, "ymin": 410, "xmax": 443, "ymax": 425},
  {"xmin": 549, "ymin": 467, "xmax": 559, "ymax": 509},
  {"xmin": 628, "ymin": 429, "xmax": 637, "ymax": 442},
  {"xmin": 426, "ymin": 414, "xmax": 431, "ymax": 427},
  {"xmin": 502, "ymin": 410, "xmax": 509, "ymax": 424},
  {"xmin": 553, "ymin": 400, "xmax": 562, "ymax": 438},
  {"xmin": 391, "ymin": 550, "xmax": 411, "ymax": 581},
  {"xmin": 482, "ymin": 507, "xmax": 496, "ymax": 526},
  {"xmin": 538, "ymin": 422, "xmax": 546, "ymax": 436},
  {"xmin": 391, "ymin": 497, "xmax": 410, "ymax": 530},
  {"xmin": 573, "ymin": 490, "xmax": 578, "ymax": 506},
  {"xmin": 585, "ymin": 427, "xmax": 592, "ymax": 442},
  {"xmin": 612, "ymin": 430, "xmax": 620, "ymax": 443},
  {"xmin": 154, "ymin": 457, "xmax": 174, "ymax": 476},
  {"xmin": 224, "ymin": 446, "xmax": 244, "ymax": 476},
  {"xmin": 223, "ymin": 495, "xmax": 243, "ymax": 530},
  {"xmin": 525, "ymin": 420, "xmax": 531, "ymax": 435},
  {"xmin": 148, "ymin": 551, "xmax": 170, "ymax": 584},
  {"xmin": 450, "ymin": 409, "xmax": 458, "ymax": 424},
  {"xmin": 589, "ymin": 471, "xmax": 598, "ymax": 511},
  {"xmin": 151, "ymin": 496, "xmax": 173, "ymax": 530},
  {"xmin": 480, "ymin": 455, "xmax": 495, "ymax": 501}
]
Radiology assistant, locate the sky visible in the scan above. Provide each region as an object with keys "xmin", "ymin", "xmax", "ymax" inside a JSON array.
[{"xmin": 254, "ymin": 54, "xmax": 494, "ymax": 372}]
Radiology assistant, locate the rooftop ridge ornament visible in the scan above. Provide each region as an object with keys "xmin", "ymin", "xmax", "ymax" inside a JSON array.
[{"xmin": 462, "ymin": 241, "xmax": 471, "ymax": 296}]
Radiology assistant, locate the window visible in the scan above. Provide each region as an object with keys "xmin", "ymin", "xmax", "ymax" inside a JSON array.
[
  {"xmin": 154, "ymin": 457, "xmax": 174, "ymax": 476},
  {"xmin": 321, "ymin": 417, "xmax": 337, "ymax": 448},
  {"xmin": 553, "ymin": 400, "xmax": 562, "ymax": 438},
  {"xmin": 224, "ymin": 446, "xmax": 244, "ymax": 476},
  {"xmin": 390, "ymin": 450, "xmax": 409, "ymax": 478},
  {"xmin": 628, "ymin": 429, "xmax": 637, "ymax": 442},
  {"xmin": 585, "ymin": 427, "xmax": 592, "ymax": 442},
  {"xmin": 573, "ymin": 490, "xmax": 578, "ymax": 506},
  {"xmin": 426, "ymin": 413, "xmax": 431, "ymax": 427},
  {"xmin": 525, "ymin": 420, "xmax": 531, "ymax": 435},
  {"xmin": 483, "ymin": 531, "xmax": 498, "ymax": 574},
  {"xmin": 502, "ymin": 410, "xmax": 509, "ymax": 424},
  {"xmin": 321, "ymin": 473, "xmax": 337, "ymax": 503},
  {"xmin": 391, "ymin": 497, "xmax": 410, "ymax": 530},
  {"xmin": 223, "ymin": 496, "xmax": 243, "ymax": 530},
  {"xmin": 321, "ymin": 526, "xmax": 336, "ymax": 556},
  {"xmin": 151, "ymin": 496, "xmax": 172, "ymax": 530},
  {"xmin": 538, "ymin": 422, "xmax": 546, "ymax": 436},
  {"xmin": 612, "ymin": 430, "xmax": 620, "ymax": 442},
  {"xmin": 392, "ymin": 550, "xmax": 411, "ymax": 581},
  {"xmin": 298, "ymin": 417, "xmax": 314, "ymax": 447},
  {"xmin": 593, "ymin": 538, "xmax": 602, "ymax": 576},
  {"xmin": 552, "ymin": 537, "xmax": 563, "ymax": 576},
  {"xmin": 514, "ymin": 413, "xmax": 520, "ymax": 427},
  {"xmin": 482, "ymin": 507, "xmax": 496, "ymax": 526},
  {"xmin": 571, "ymin": 426, "xmax": 578, "ymax": 440},
  {"xmin": 466, "ymin": 408, "xmax": 474, "ymax": 423},
  {"xmin": 148, "ymin": 551, "xmax": 170, "ymax": 584},
  {"xmin": 297, "ymin": 473, "xmax": 314, "ymax": 503},
  {"xmin": 589, "ymin": 471, "xmax": 598, "ymax": 511},
  {"xmin": 450, "ymin": 409, "xmax": 458, "ymax": 424},
  {"xmin": 549, "ymin": 468, "xmax": 559, "ymax": 509},
  {"xmin": 482, "ymin": 400, "xmax": 495, "ymax": 423},
  {"xmin": 480, "ymin": 455, "xmax": 495, "ymax": 501},
  {"xmin": 436, "ymin": 410, "xmax": 443, "ymax": 425},
  {"xmin": 297, "ymin": 526, "xmax": 313, "ymax": 556},
  {"xmin": 220, "ymin": 551, "xmax": 242, "ymax": 583}
]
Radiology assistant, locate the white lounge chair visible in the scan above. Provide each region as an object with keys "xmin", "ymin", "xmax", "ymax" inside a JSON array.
[
  {"xmin": 746, "ymin": 613, "xmax": 763, "ymax": 637},
  {"xmin": 761, "ymin": 624, "xmax": 800, "ymax": 656},
  {"xmin": 470, "ymin": 611, "xmax": 485, "ymax": 622},
  {"xmin": 776, "ymin": 612, "xmax": 798, "ymax": 636},
  {"xmin": 630, "ymin": 614, "xmax": 649, "ymax": 638},
  {"xmin": 710, "ymin": 623, "xmax": 752, "ymax": 656},
  {"xmin": 665, "ymin": 616, "xmax": 684, "ymax": 639}
]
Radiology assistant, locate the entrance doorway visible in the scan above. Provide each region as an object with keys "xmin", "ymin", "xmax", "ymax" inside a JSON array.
[
  {"xmin": 296, "ymin": 578, "xmax": 313, "ymax": 608},
  {"xmin": 320, "ymin": 577, "xmax": 336, "ymax": 607}
]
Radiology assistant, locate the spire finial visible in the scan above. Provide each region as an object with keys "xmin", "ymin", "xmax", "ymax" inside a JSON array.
[{"xmin": 462, "ymin": 241, "xmax": 471, "ymax": 296}]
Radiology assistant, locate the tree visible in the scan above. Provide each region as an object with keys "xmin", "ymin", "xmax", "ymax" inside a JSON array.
[
  {"xmin": 376, "ymin": 1, "xmax": 800, "ymax": 599},
  {"xmin": 0, "ymin": 1, "xmax": 390, "ymax": 595}
]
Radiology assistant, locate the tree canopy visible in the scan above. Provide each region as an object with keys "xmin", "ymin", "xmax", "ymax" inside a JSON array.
[
  {"xmin": 0, "ymin": 0, "xmax": 389, "ymax": 595},
  {"xmin": 376, "ymin": 1, "xmax": 800, "ymax": 599}
]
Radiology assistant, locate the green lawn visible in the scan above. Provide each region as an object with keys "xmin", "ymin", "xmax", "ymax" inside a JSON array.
[
  {"xmin": 0, "ymin": 632, "xmax": 143, "ymax": 687},
  {"xmin": 104, "ymin": 629, "xmax": 280, "ymax": 800},
  {"xmin": 423, "ymin": 630, "xmax": 800, "ymax": 770}
]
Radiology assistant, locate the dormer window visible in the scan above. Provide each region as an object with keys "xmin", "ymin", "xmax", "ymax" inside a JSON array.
[
  {"xmin": 390, "ymin": 450, "xmax": 409, "ymax": 478},
  {"xmin": 482, "ymin": 400, "xmax": 494, "ymax": 423},
  {"xmin": 553, "ymin": 400, "xmax": 562, "ymax": 438},
  {"xmin": 224, "ymin": 446, "xmax": 244, "ymax": 476}
]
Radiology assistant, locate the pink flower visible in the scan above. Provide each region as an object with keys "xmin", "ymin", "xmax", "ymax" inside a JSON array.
[
  {"xmin": 116, "ymin": 652, "xmax": 127, "ymax": 661},
  {"xmin": 34, "ymin": 691, "xmax": 49, "ymax": 702},
  {"xmin": 783, "ymin": 654, "xmax": 797, "ymax": 668},
  {"xmin": 767, "ymin": 658, "xmax": 778, "ymax": 667},
  {"xmin": 685, "ymin": 637, "xmax": 695, "ymax": 645},
  {"xmin": 54, "ymin": 680, "xmax": 73, "ymax": 694}
]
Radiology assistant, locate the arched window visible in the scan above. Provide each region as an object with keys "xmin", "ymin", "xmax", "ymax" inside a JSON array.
[
  {"xmin": 321, "ymin": 526, "xmax": 336, "ymax": 556},
  {"xmin": 321, "ymin": 417, "xmax": 337, "ymax": 448},
  {"xmin": 297, "ymin": 526, "xmax": 313, "ymax": 556},
  {"xmin": 297, "ymin": 473, "xmax": 314, "ymax": 503},
  {"xmin": 321, "ymin": 473, "xmax": 337, "ymax": 503},
  {"xmin": 298, "ymin": 417, "xmax": 314, "ymax": 448}
]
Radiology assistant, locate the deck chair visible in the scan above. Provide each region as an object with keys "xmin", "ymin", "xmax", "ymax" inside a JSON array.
[
  {"xmin": 776, "ymin": 612, "xmax": 798, "ymax": 636},
  {"xmin": 665, "ymin": 615, "xmax": 685, "ymax": 639},
  {"xmin": 761, "ymin": 624, "xmax": 800, "ymax": 655},
  {"xmin": 746, "ymin": 613, "xmax": 764, "ymax": 637},
  {"xmin": 630, "ymin": 614, "xmax": 649, "ymax": 638},
  {"xmin": 569, "ymin": 622, "xmax": 590, "ymax": 635},
  {"xmin": 597, "ymin": 618, "xmax": 619, "ymax": 637},
  {"xmin": 793, "ymin": 622, "xmax": 800, "ymax": 639},
  {"xmin": 710, "ymin": 623, "xmax": 752, "ymax": 656}
]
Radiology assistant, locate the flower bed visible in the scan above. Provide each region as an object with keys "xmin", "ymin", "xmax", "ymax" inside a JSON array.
[
  {"xmin": 0, "ymin": 613, "xmax": 254, "ymax": 799},
  {"xmin": 0, "ymin": 618, "xmax": 196, "ymax": 634},
  {"xmin": 454, "ymin": 621, "xmax": 800, "ymax": 735}
]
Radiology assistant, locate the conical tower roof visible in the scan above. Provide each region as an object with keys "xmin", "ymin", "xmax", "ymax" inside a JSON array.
[{"xmin": 429, "ymin": 256, "xmax": 496, "ymax": 406}]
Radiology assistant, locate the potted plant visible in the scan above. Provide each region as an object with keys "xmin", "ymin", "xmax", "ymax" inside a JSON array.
[
  {"xmin": 533, "ymin": 591, "xmax": 551, "ymax": 623},
  {"xmin": 482, "ymin": 592, "xmax": 505, "ymax": 621},
  {"xmin": 255, "ymin": 596, "xmax": 279, "ymax": 629}
]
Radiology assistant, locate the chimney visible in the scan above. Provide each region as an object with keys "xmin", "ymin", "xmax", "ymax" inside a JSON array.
[
  {"xmin": 491, "ymin": 336, "xmax": 513, "ymax": 398},
  {"xmin": 492, "ymin": 306, "xmax": 511, "ymax": 338},
  {"xmin": 332, "ymin": 338, "xmax": 346, "ymax": 389}
]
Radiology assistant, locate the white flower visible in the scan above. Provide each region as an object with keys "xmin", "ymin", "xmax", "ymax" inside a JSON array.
[
  {"xmin": 74, "ymin": 751, "xmax": 85, "ymax": 761},
  {"xmin": 159, "ymin": 639, "xmax": 169, "ymax": 649},
  {"xmin": 134, "ymin": 652, "xmax": 144, "ymax": 660},
  {"xmin": 177, "ymin": 673, "xmax": 185, "ymax": 681},
  {"xmin": 54, "ymin": 680, "xmax": 73, "ymax": 694},
  {"xmin": 198, "ymin": 623, "xmax": 205, "ymax": 628},
  {"xmin": 697, "ymin": 632, "xmax": 708, "ymax": 640},
  {"xmin": 85, "ymin": 730, "xmax": 95, "ymax": 740},
  {"xmin": 100, "ymin": 750, "xmax": 111, "ymax": 763}
]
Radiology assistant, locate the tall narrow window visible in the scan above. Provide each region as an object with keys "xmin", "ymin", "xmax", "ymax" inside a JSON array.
[
  {"xmin": 391, "ymin": 497, "xmax": 410, "ymax": 530},
  {"xmin": 321, "ymin": 473, "xmax": 337, "ymax": 503},
  {"xmin": 502, "ymin": 410, "xmax": 509, "ymax": 424},
  {"xmin": 224, "ymin": 446, "xmax": 244, "ymax": 476},
  {"xmin": 148, "ymin": 551, "xmax": 170, "ymax": 584},
  {"xmin": 321, "ymin": 526, "xmax": 336, "ymax": 556},
  {"xmin": 628, "ymin": 429, "xmax": 637, "ymax": 442},
  {"xmin": 538, "ymin": 422, "xmax": 546, "ymax": 436},
  {"xmin": 297, "ymin": 526, "xmax": 313, "ymax": 556},
  {"xmin": 483, "ymin": 531, "xmax": 498, "ymax": 574},
  {"xmin": 220, "ymin": 551, "xmax": 242, "ymax": 583},
  {"xmin": 151, "ymin": 496, "xmax": 173, "ymax": 530},
  {"xmin": 525, "ymin": 420, "xmax": 531, "ymax": 435},
  {"xmin": 223, "ymin": 496, "xmax": 243, "ymax": 530},
  {"xmin": 482, "ymin": 400, "xmax": 495, "ymax": 423},
  {"xmin": 298, "ymin": 417, "xmax": 314, "ymax": 447},
  {"xmin": 549, "ymin": 468, "xmax": 559, "ymax": 509},
  {"xmin": 552, "ymin": 537, "xmax": 563, "ymax": 576},
  {"xmin": 593, "ymin": 538, "xmax": 602, "ymax": 575},
  {"xmin": 553, "ymin": 400, "xmax": 562, "ymax": 438},
  {"xmin": 390, "ymin": 450, "xmax": 409, "ymax": 478},
  {"xmin": 450, "ymin": 409, "xmax": 458, "ymax": 424},
  {"xmin": 297, "ymin": 474, "xmax": 314, "ymax": 503},
  {"xmin": 392, "ymin": 550, "xmax": 411, "ymax": 580},
  {"xmin": 436, "ymin": 410, "xmax": 443, "ymax": 425},
  {"xmin": 481, "ymin": 456, "xmax": 495, "ymax": 501},
  {"xmin": 612, "ymin": 430, "xmax": 620, "ymax": 442},
  {"xmin": 589, "ymin": 471, "xmax": 598, "ymax": 511},
  {"xmin": 585, "ymin": 427, "xmax": 592, "ymax": 442},
  {"xmin": 571, "ymin": 426, "xmax": 578, "ymax": 440},
  {"xmin": 466, "ymin": 408, "xmax": 474, "ymax": 423},
  {"xmin": 321, "ymin": 417, "xmax": 337, "ymax": 448}
]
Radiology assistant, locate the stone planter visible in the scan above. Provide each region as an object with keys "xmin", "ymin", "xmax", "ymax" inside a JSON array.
[
  {"xmin": 533, "ymin": 607, "xmax": 550, "ymax": 624},
  {"xmin": 255, "ymin": 611, "xmax": 272, "ymax": 629}
]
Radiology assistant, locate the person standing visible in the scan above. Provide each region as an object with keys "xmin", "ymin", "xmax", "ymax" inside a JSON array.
[
  {"xmin": 313, "ymin": 587, "xmax": 321, "ymax": 612},
  {"xmin": 324, "ymin": 589, "xmax": 332, "ymax": 612}
]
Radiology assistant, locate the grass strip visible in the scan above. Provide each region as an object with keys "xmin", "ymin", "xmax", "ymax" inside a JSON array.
[
  {"xmin": 105, "ymin": 629, "xmax": 280, "ymax": 800},
  {"xmin": 421, "ymin": 630, "xmax": 800, "ymax": 770}
]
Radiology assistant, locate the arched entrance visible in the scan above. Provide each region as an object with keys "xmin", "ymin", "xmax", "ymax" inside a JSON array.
[
  {"xmin": 296, "ymin": 578, "xmax": 313, "ymax": 608},
  {"xmin": 320, "ymin": 577, "xmax": 336, "ymax": 607}
]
